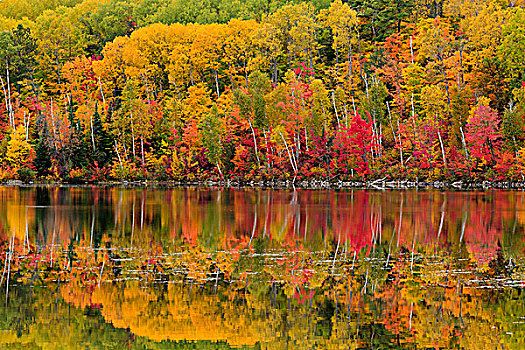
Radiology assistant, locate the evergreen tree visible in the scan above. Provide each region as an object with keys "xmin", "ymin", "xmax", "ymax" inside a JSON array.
[
  {"xmin": 350, "ymin": 0, "xmax": 413, "ymax": 43},
  {"xmin": 70, "ymin": 121, "xmax": 89, "ymax": 169},
  {"xmin": 34, "ymin": 139, "xmax": 52, "ymax": 176},
  {"xmin": 91, "ymin": 103, "xmax": 113, "ymax": 166}
]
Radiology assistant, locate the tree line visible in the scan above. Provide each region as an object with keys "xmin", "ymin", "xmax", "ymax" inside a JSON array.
[{"xmin": 1, "ymin": 0, "xmax": 525, "ymax": 182}]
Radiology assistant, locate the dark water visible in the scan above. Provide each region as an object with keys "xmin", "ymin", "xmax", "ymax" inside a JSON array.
[{"xmin": 0, "ymin": 186, "xmax": 524, "ymax": 348}]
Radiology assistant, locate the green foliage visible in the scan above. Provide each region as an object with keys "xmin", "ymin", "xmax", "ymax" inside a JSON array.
[
  {"xmin": 34, "ymin": 138, "xmax": 52, "ymax": 176},
  {"xmin": 79, "ymin": 0, "xmax": 137, "ymax": 54},
  {"xmin": 200, "ymin": 104, "xmax": 223, "ymax": 166},
  {"xmin": 69, "ymin": 122, "xmax": 89, "ymax": 169},
  {"xmin": 16, "ymin": 167, "xmax": 35, "ymax": 182},
  {"xmin": 500, "ymin": 8, "xmax": 525, "ymax": 83},
  {"xmin": 359, "ymin": 78, "xmax": 388, "ymax": 124},
  {"xmin": 234, "ymin": 70, "xmax": 271, "ymax": 128},
  {"xmin": 91, "ymin": 103, "xmax": 113, "ymax": 165},
  {"xmin": 349, "ymin": 0, "xmax": 414, "ymax": 42}
]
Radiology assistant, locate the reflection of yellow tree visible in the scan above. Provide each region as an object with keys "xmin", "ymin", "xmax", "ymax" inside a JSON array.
[{"xmin": 89, "ymin": 282, "xmax": 262, "ymax": 346}]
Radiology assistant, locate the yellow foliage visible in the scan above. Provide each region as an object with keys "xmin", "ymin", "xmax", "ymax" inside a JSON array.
[
  {"xmin": 6, "ymin": 125, "xmax": 33, "ymax": 170},
  {"xmin": 420, "ymin": 85, "xmax": 448, "ymax": 120},
  {"xmin": 467, "ymin": 96, "xmax": 491, "ymax": 123},
  {"xmin": 183, "ymin": 83, "xmax": 213, "ymax": 123},
  {"xmin": 68, "ymin": 167, "xmax": 85, "ymax": 178},
  {"xmin": 109, "ymin": 159, "xmax": 139, "ymax": 180}
]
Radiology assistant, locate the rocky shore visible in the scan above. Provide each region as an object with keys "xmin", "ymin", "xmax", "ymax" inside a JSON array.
[{"xmin": 4, "ymin": 178, "xmax": 525, "ymax": 190}]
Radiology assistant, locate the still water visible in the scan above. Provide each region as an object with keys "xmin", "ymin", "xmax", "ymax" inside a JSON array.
[{"xmin": 0, "ymin": 186, "xmax": 524, "ymax": 349}]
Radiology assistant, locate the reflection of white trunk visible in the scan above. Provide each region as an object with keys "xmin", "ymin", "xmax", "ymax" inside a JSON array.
[
  {"xmin": 6, "ymin": 229, "xmax": 15, "ymax": 302},
  {"xmin": 332, "ymin": 233, "xmax": 341, "ymax": 273},
  {"xmin": 140, "ymin": 193, "xmax": 144, "ymax": 231},
  {"xmin": 263, "ymin": 193, "xmax": 270, "ymax": 239},
  {"xmin": 397, "ymin": 195, "xmax": 403, "ymax": 247},
  {"xmin": 51, "ymin": 228, "xmax": 56, "ymax": 268},
  {"xmin": 98, "ymin": 259, "xmax": 105, "ymax": 287},
  {"xmin": 116, "ymin": 192, "xmax": 122, "ymax": 227},
  {"xmin": 24, "ymin": 208, "xmax": 29, "ymax": 254},
  {"xmin": 386, "ymin": 226, "xmax": 395, "ymax": 267},
  {"xmin": 304, "ymin": 209, "xmax": 308, "ymax": 241},
  {"xmin": 90, "ymin": 207, "xmax": 95, "ymax": 248},
  {"xmin": 459, "ymin": 210, "xmax": 467, "ymax": 243},
  {"xmin": 248, "ymin": 208, "xmax": 258, "ymax": 248},
  {"xmin": 131, "ymin": 198, "xmax": 135, "ymax": 247},
  {"xmin": 410, "ymin": 231, "xmax": 417, "ymax": 273},
  {"xmin": 437, "ymin": 203, "xmax": 445, "ymax": 240}
]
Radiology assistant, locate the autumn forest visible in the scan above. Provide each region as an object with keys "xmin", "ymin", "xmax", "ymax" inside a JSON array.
[{"xmin": 0, "ymin": 0, "xmax": 524, "ymax": 182}]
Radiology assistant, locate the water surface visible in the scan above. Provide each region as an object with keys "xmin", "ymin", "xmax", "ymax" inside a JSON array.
[{"xmin": 0, "ymin": 187, "xmax": 524, "ymax": 348}]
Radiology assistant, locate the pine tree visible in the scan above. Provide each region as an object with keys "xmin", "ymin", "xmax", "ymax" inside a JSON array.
[
  {"xmin": 70, "ymin": 121, "xmax": 89, "ymax": 170},
  {"xmin": 91, "ymin": 103, "xmax": 113, "ymax": 166}
]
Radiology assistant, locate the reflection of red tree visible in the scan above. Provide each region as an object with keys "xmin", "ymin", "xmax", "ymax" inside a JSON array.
[{"xmin": 0, "ymin": 188, "xmax": 524, "ymax": 262}]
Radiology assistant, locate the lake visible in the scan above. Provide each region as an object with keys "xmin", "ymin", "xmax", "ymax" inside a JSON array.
[{"xmin": 0, "ymin": 186, "xmax": 524, "ymax": 348}]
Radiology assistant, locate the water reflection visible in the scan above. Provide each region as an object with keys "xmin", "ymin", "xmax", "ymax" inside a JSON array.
[
  {"xmin": 2, "ymin": 187, "xmax": 524, "ymax": 253},
  {"xmin": 0, "ymin": 187, "xmax": 524, "ymax": 348}
]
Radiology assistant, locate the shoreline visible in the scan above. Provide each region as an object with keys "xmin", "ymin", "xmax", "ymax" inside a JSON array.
[{"xmin": 3, "ymin": 178, "xmax": 525, "ymax": 190}]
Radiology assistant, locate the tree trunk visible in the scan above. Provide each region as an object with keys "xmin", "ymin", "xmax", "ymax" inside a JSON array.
[
  {"xmin": 130, "ymin": 111, "xmax": 136, "ymax": 158},
  {"xmin": 189, "ymin": 62, "xmax": 194, "ymax": 86},
  {"xmin": 0, "ymin": 75, "xmax": 10, "ymax": 130},
  {"xmin": 440, "ymin": 58, "xmax": 453, "ymax": 120},
  {"xmin": 460, "ymin": 126, "xmax": 469, "ymax": 161},
  {"xmin": 247, "ymin": 118, "xmax": 261, "ymax": 169},
  {"xmin": 6, "ymin": 60, "xmax": 14, "ymax": 132},
  {"xmin": 141, "ymin": 135, "xmax": 145, "ymax": 166},
  {"xmin": 214, "ymin": 69, "xmax": 220, "ymax": 98},
  {"xmin": 115, "ymin": 140, "xmax": 123, "ymax": 170},
  {"xmin": 98, "ymin": 77, "xmax": 106, "ymax": 109},
  {"xmin": 279, "ymin": 131, "xmax": 297, "ymax": 173},
  {"xmin": 437, "ymin": 127, "xmax": 447, "ymax": 168},
  {"xmin": 216, "ymin": 162, "xmax": 223, "ymax": 179},
  {"xmin": 332, "ymin": 91, "xmax": 340, "ymax": 128},
  {"xmin": 347, "ymin": 32, "xmax": 354, "ymax": 95},
  {"xmin": 90, "ymin": 112, "xmax": 96, "ymax": 152}
]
